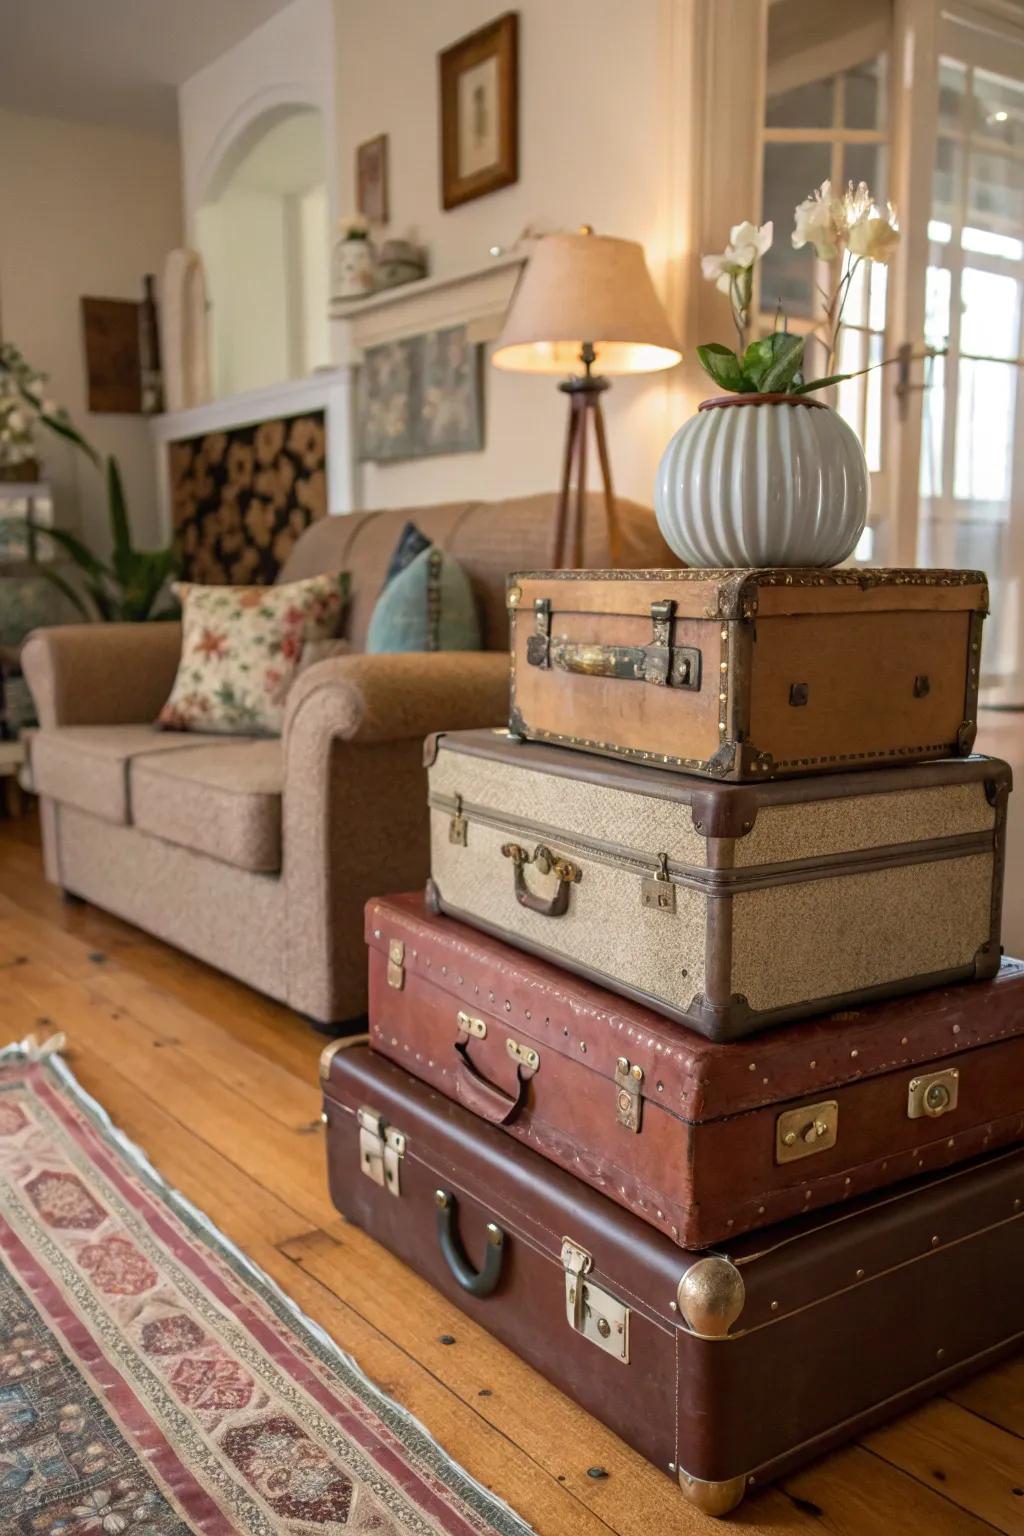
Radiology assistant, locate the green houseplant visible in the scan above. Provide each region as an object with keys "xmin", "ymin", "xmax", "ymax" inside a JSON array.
[{"xmin": 2, "ymin": 341, "xmax": 177, "ymax": 621}]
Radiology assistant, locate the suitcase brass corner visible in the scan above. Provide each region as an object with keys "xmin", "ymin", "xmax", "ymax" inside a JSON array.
[{"xmin": 775, "ymin": 1100, "xmax": 838, "ymax": 1163}]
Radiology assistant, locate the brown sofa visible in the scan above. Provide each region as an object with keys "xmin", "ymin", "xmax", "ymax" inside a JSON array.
[{"xmin": 23, "ymin": 493, "xmax": 675, "ymax": 1024}]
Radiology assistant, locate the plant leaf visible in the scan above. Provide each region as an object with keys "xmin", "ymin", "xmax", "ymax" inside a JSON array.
[
  {"xmin": 740, "ymin": 337, "xmax": 777, "ymax": 389},
  {"xmin": 106, "ymin": 456, "xmax": 133, "ymax": 578},
  {"xmin": 37, "ymin": 410, "xmax": 101, "ymax": 466},
  {"xmin": 30, "ymin": 564, "xmax": 92, "ymax": 621},
  {"xmin": 760, "ymin": 333, "xmax": 805, "ymax": 392},
  {"xmin": 19, "ymin": 523, "xmax": 112, "ymax": 584},
  {"xmin": 793, "ymin": 371, "xmax": 858, "ymax": 394},
  {"xmin": 697, "ymin": 343, "xmax": 745, "ymax": 394}
]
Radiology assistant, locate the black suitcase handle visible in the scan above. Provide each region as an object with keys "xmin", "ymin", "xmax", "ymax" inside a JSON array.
[{"xmin": 434, "ymin": 1189, "xmax": 505, "ymax": 1297}]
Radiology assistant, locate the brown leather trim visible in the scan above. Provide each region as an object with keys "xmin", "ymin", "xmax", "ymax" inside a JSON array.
[
  {"xmin": 422, "ymin": 731, "xmax": 444, "ymax": 767},
  {"xmin": 436, "ymin": 728, "xmax": 1010, "ymax": 808},
  {"xmin": 698, "ymin": 392, "xmax": 828, "ymax": 411}
]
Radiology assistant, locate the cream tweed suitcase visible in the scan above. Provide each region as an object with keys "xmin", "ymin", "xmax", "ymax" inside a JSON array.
[{"xmin": 424, "ymin": 730, "xmax": 1009, "ymax": 1042}]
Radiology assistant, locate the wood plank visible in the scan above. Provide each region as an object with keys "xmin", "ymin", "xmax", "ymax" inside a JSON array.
[
  {"xmin": 780, "ymin": 1442, "xmax": 1005, "ymax": 1536},
  {"xmin": 862, "ymin": 1398, "xmax": 1024, "ymax": 1534},
  {"xmin": 948, "ymin": 1357, "xmax": 1024, "ymax": 1440}
]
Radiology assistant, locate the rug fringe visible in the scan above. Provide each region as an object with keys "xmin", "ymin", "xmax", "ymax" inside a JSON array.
[{"xmin": 0, "ymin": 1031, "xmax": 67, "ymax": 1064}]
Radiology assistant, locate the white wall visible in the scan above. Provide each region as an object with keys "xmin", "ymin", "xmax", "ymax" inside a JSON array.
[
  {"xmin": 178, "ymin": 0, "xmax": 337, "ymax": 235},
  {"xmin": 0, "ymin": 108, "xmax": 183, "ymax": 552},
  {"xmin": 333, "ymin": 0, "xmax": 681, "ymax": 513}
]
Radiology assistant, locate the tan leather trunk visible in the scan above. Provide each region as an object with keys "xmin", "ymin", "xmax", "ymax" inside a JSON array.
[
  {"xmin": 425, "ymin": 729, "xmax": 1009, "ymax": 1041},
  {"xmin": 507, "ymin": 567, "xmax": 988, "ymax": 781}
]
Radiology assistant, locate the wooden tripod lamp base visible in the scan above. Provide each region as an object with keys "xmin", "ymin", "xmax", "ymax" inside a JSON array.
[
  {"xmin": 490, "ymin": 228, "xmax": 683, "ymax": 571},
  {"xmin": 555, "ymin": 373, "xmax": 617, "ymax": 569}
]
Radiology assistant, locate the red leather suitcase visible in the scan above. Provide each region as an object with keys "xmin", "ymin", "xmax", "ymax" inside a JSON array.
[
  {"xmin": 366, "ymin": 892, "xmax": 1024, "ymax": 1248},
  {"xmin": 321, "ymin": 1043, "xmax": 1024, "ymax": 1518}
]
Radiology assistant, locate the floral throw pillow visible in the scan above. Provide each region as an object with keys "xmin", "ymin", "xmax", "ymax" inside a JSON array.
[{"xmin": 157, "ymin": 572, "xmax": 348, "ymax": 736}]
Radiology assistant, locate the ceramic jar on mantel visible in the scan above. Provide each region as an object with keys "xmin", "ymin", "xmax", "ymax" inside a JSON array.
[
  {"xmin": 655, "ymin": 393, "xmax": 869, "ymax": 568},
  {"xmin": 331, "ymin": 234, "xmax": 377, "ymax": 301}
]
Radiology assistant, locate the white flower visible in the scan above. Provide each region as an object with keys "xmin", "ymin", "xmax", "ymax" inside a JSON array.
[
  {"xmin": 6, "ymin": 409, "xmax": 25, "ymax": 433},
  {"xmin": 792, "ymin": 180, "xmax": 844, "ymax": 260},
  {"xmin": 42, "ymin": 398, "xmax": 57, "ymax": 416},
  {"xmin": 847, "ymin": 209, "xmax": 900, "ymax": 262},
  {"xmin": 701, "ymin": 220, "xmax": 773, "ymax": 294}
]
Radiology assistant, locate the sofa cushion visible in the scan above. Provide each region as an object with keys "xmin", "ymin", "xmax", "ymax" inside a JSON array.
[
  {"xmin": 29, "ymin": 725, "xmax": 226, "ymax": 825},
  {"xmin": 130, "ymin": 739, "xmax": 283, "ymax": 873}
]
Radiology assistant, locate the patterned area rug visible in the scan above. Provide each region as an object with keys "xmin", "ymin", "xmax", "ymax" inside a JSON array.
[{"xmin": 0, "ymin": 1038, "xmax": 532, "ymax": 1536}]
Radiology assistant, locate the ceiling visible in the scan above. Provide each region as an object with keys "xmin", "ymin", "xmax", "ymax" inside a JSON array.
[{"xmin": 0, "ymin": 0, "xmax": 297, "ymax": 138}]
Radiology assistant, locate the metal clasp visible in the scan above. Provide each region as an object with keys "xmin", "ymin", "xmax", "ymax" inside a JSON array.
[
  {"xmin": 775, "ymin": 1100, "xmax": 839, "ymax": 1163},
  {"xmin": 614, "ymin": 1057, "xmax": 644, "ymax": 1133},
  {"xmin": 448, "ymin": 793, "xmax": 468, "ymax": 846},
  {"xmin": 907, "ymin": 1068, "xmax": 959, "ymax": 1120},
  {"xmin": 560, "ymin": 1238, "xmax": 629, "ymax": 1361},
  {"xmin": 457, "ymin": 1009, "xmax": 487, "ymax": 1040},
  {"xmin": 525, "ymin": 597, "xmax": 552, "ymax": 668},
  {"xmin": 506, "ymin": 1037, "xmax": 540, "ymax": 1071},
  {"xmin": 386, "ymin": 938, "xmax": 405, "ymax": 990},
  {"xmin": 641, "ymin": 852, "xmax": 676, "ymax": 914},
  {"xmin": 358, "ymin": 1106, "xmax": 405, "ymax": 1196}
]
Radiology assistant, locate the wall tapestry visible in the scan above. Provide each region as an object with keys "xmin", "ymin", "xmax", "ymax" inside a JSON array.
[
  {"xmin": 358, "ymin": 324, "xmax": 483, "ymax": 462},
  {"xmin": 169, "ymin": 411, "xmax": 327, "ymax": 584}
]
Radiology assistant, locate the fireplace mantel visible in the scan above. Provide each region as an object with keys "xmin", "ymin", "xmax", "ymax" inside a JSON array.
[{"xmin": 328, "ymin": 251, "xmax": 527, "ymax": 354}]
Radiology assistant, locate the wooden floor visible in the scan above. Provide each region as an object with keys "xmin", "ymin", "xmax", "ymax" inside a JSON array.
[{"xmin": 1, "ymin": 799, "xmax": 1022, "ymax": 1535}]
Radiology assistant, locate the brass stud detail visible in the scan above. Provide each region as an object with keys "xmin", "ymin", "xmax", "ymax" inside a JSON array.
[
  {"xmin": 855, "ymin": 1268, "xmax": 865, "ymax": 1279},
  {"xmin": 931, "ymin": 1235, "xmax": 941, "ymax": 1247}
]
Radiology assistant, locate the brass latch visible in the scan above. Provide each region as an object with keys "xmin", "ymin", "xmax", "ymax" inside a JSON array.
[
  {"xmin": 775, "ymin": 1100, "xmax": 839, "ymax": 1164},
  {"xmin": 386, "ymin": 938, "xmax": 405, "ymax": 990},
  {"xmin": 506, "ymin": 1038, "xmax": 540, "ymax": 1071},
  {"xmin": 614, "ymin": 1057, "xmax": 644, "ymax": 1133},
  {"xmin": 449, "ymin": 793, "xmax": 468, "ymax": 846},
  {"xmin": 560, "ymin": 1238, "xmax": 629, "ymax": 1362},
  {"xmin": 457, "ymin": 1009, "xmax": 487, "ymax": 1040},
  {"xmin": 357, "ymin": 1106, "xmax": 405, "ymax": 1196},
  {"xmin": 907, "ymin": 1068, "xmax": 959, "ymax": 1119},
  {"xmin": 641, "ymin": 852, "xmax": 676, "ymax": 914}
]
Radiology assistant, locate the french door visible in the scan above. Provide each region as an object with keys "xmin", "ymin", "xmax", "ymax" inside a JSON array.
[{"xmin": 759, "ymin": 0, "xmax": 1024, "ymax": 694}]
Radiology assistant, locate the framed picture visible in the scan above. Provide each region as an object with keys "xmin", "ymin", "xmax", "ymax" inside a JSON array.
[
  {"xmin": 81, "ymin": 297, "xmax": 142, "ymax": 413},
  {"xmin": 439, "ymin": 12, "xmax": 518, "ymax": 210},
  {"xmin": 358, "ymin": 325, "xmax": 484, "ymax": 462},
  {"xmin": 356, "ymin": 133, "xmax": 389, "ymax": 224}
]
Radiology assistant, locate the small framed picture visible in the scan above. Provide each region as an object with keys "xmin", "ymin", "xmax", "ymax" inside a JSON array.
[
  {"xmin": 439, "ymin": 12, "xmax": 518, "ymax": 211},
  {"xmin": 357, "ymin": 133, "xmax": 389, "ymax": 224}
]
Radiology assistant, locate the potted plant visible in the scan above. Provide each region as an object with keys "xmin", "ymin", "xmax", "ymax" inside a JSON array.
[
  {"xmin": 0, "ymin": 342, "xmax": 64, "ymax": 482},
  {"xmin": 655, "ymin": 181, "xmax": 900, "ymax": 568}
]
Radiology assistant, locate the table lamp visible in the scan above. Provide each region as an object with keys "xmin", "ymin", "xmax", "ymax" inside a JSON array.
[{"xmin": 492, "ymin": 227, "xmax": 681, "ymax": 566}]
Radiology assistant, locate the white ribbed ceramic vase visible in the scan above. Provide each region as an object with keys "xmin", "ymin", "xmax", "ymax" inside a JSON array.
[{"xmin": 655, "ymin": 394, "xmax": 869, "ymax": 567}]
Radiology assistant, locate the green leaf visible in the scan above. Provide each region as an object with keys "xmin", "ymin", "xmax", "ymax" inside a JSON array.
[
  {"xmin": 696, "ymin": 343, "xmax": 745, "ymax": 394},
  {"xmin": 30, "ymin": 564, "xmax": 92, "ymax": 621},
  {"xmin": 106, "ymin": 456, "xmax": 133, "ymax": 578},
  {"xmin": 794, "ymin": 371, "xmax": 858, "ymax": 394},
  {"xmin": 760, "ymin": 333, "xmax": 805, "ymax": 392},
  {"xmin": 21, "ymin": 523, "xmax": 112, "ymax": 584},
  {"xmin": 37, "ymin": 410, "xmax": 101, "ymax": 467},
  {"xmin": 740, "ymin": 337, "xmax": 777, "ymax": 389}
]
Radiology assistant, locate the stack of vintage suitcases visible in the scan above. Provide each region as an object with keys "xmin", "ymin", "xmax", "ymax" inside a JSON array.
[{"xmin": 322, "ymin": 566, "xmax": 1024, "ymax": 1518}]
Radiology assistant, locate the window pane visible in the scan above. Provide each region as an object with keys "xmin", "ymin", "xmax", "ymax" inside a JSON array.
[
  {"xmin": 953, "ymin": 358, "xmax": 1017, "ymax": 504},
  {"xmin": 843, "ymin": 55, "xmax": 886, "ymax": 130},
  {"xmin": 919, "ymin": 356, "xmax": 946, "ymax": 499},
  {"xmin": 761, "ymin": 142, "xmax": 833, "ymax": 318},
  {"xmin": 836, "ymin": 325, "xmax": 866, "ymax": 445},
  {"xmin": 938, "ymin": 58, "xmax": 968, "ymax": 133},
  {"xmin": 766, "ymin": 76, "xmax": 835, "ymax": 129},
  {"xmin": 868, "ymin": 260, "xmax": 888, "ymax": 332},
  {"xmin": 924, "ymin": 266, "xmax": 951, "ymax": 350},
  {"xmin": 864, "ymin": 331, "xmax": 884, "ymax": 473},
  {"xmin": 968, "ymin": 150, "xmax": 1024, "ymax": 235},
  {"xmin": 843, "ymin": 141, "xmax": 887, "ymax": 201},
  {"xmin": 959, "ymin": 268, "xmax": 1020, "ymax": 359},
  {"xmin": 972, "ymin": 66, "xmax": 1024, "ymax": 151},
  {"xmin": 933, "ymin": 136, "xmax": 962, "ymax": 224}
]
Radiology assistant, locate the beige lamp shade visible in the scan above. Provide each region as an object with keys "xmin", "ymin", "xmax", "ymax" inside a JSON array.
[{"xmin": 492, "ymin": 231, "xmax": 681, "ymax": 376}]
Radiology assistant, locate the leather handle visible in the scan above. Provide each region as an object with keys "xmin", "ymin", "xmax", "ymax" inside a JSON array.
[
  {"xmin": 501, "ymin": 842, "xmax": 581, "ymax": 918},
  {"xmin": 539, "ymin": 638, "xmax": 701, "ymax": 689},
  {"xmin": 434, "ymin": 1190, "xmax": 505, "ymax": 1297},
  {"xmin": 454, "ymin": 1037, "xmax": 535, "ymax": 1125}
]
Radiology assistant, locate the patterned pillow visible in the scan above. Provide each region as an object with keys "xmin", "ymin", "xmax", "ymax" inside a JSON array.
[
  {"xmin": 366, "ymin": 544, "xmax": 480, "ymax": 654},
  {"xmin": 157, "ymin": 572, "xmax": 348, "ymax": 736}
]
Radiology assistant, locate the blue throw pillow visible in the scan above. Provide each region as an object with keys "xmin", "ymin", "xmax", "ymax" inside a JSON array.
[
  {"xmin": 383, "ymin": 520, "xmax": 432, "ymax": 587},
  {"xmin": 366, "ymin": 545, "xmax": 481, "ymax": 653}
]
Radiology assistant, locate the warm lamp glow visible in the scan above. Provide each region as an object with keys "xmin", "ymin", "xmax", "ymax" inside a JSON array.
[{"xmin": 492, "ymin": 231, "xmax": 681, "ymax": 377}]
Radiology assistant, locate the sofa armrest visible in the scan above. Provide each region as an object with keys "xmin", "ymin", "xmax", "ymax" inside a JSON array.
[
  {"xmin": 283, "ymin": 650, "xmax": 510, "ymax": 752},
  {"xmin": 21, "ymin": 622, "xmax": 183, "ymax": 728}
]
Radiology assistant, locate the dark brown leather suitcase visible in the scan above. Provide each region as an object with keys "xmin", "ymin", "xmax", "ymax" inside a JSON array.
[
  {"xmin": 427, "ymin": 729, "xmax": 1009, "ymax": 1039},
  {"xmin": 322, "ymin": 1043, "xmax": 1024, "ymax": 1518},
  {"xmin": 365, "ymin": 893, "xmax": 1024, "ymax": 1247},
  {"xmin": 507, "ymin": 567, "xmax": 988, "ymax": 780}
]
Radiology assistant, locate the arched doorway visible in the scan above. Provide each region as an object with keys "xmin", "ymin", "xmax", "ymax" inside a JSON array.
[{"xmin": 196, "ymin": 104, "xmax": 330, "ymax": 399}]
